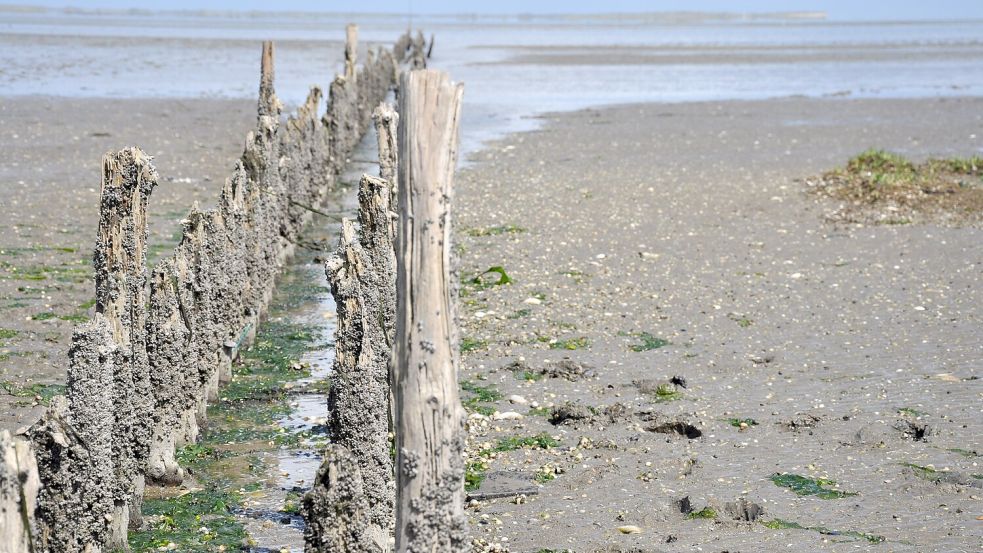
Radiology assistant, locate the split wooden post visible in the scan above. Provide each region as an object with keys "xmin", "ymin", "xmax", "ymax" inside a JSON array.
[{"xmin": 392, "ymin": 69, "xmax": 467, "ymax": 551}]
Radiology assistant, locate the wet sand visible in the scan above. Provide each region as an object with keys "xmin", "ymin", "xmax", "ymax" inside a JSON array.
[
  {"xmin": 1, "ymin": 91, "xmax": 981, "ymax": 550},
  {"xmin": 0, "ymin": 96, "xmax": 253, "ymax": 431},
  {"xmin": 454, "ymin": 96, "xmax": 982, "ymax": 551}
]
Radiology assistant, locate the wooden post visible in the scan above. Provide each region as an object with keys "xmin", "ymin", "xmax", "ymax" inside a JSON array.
[
  {"xmin": 259, "ymin": 41, "xmax": 277, "ymax": 118},
  {"xmin": 345, "ymin": 24, "xmax": 358, "ymax": 80},
  {"xmin": 373, "ymin": 103, "xmax": 399, "ymax": 210},
  {"xmin": 393, "ymin": 69, "xmax": 466, "ymax": 551},
  {"xmin": 0, "ymin": 430, "xmax": 40, "ymax": 552}
]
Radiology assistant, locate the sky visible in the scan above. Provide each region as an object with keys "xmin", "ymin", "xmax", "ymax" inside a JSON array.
[{"xmin": 8, "ymin": 0, "xmax": 983, "ymax": 20}]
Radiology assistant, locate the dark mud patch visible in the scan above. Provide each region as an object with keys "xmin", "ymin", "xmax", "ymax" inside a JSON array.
[
  {"xmin": 893, "ymin": 419, "xmax": 934, "ymax": 441},
  {"xmin": 642, "ymin": 415, "xmax": 702, "ymax": 439},
  {"xmin": 548, "ymin": 402, "xmax": 594, "ymax": 426}
]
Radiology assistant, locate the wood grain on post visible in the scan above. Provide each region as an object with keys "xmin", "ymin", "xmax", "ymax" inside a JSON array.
[
  {"xmin": 393, "ymin": 69, "xmax": 467, "ymax": 551},
  {"xmin": 345, "ymin": 24, "xmax": 358, "ymax": 80}
]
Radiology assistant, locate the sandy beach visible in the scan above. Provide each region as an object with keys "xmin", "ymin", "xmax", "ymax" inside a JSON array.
[
  {"xmin": 1, "ymin": 93, "xmax": 980, "ymax": 552},
  {"xmin": 0, "ymin": 96, "xmax": 254, "ymax": 431},
  {"xmin": 454, "ymin": 96, "xmax": 982, "ymax": 551},
  {"xmin": 0, "ymin": 8, "xmax": 981, "ymax": 552}
]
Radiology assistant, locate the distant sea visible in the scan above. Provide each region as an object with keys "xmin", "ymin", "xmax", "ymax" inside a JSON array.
[{"xmin": 2, "ymin": 7, "xmax": 983, "ymax": 154}]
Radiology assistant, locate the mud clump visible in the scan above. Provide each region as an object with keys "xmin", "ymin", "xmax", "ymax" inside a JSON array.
[
  {"xmin": 541, "ymin": 358, "xmax": 595, "ymax": 381},
  {"xmin": 724, "ymin": 498, "xmax": 764, "ymax": 522},
  {"xmin": 603, "ymin": 402, "xmax": 632, "ymax": 423},
  {"xmin": 639, "ymin": 413, "xmax": 702, "ymax": 439},
  {"xmin": 548, "ymin": 402, "xmax": 594, "ymax": 426},
  {"xmin": 894, "ymin": 419, "xmax": 933, "ymax": 441},
  {"xmin": 781, "ymin": 413, "xmax": 822, "ymax": 433}
]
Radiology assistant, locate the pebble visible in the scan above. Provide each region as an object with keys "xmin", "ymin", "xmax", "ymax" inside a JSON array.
[
  {"xmin": 618, "ymin": 525, "xmax": 642, "ymax": 534},
  {"xmin": 493, "ymin": 411, "xmax": 524, "ymax": 421},
  {"xmin": 523, "ymin": 297, "xmax": 542, "ymax": 305},
  {"xmin": 507, "ymin": 394, "xmax": 528, "ymax": 404}
]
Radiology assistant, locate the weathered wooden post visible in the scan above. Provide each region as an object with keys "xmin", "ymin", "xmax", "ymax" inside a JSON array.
[
  {"xmin": 392, "ymin": 69, "xmax": 467, "ymax": 551},
  {"xmin": 94, "ymin": 147, "xmax": 158, "ymax": 543},
  {"xmin": 0, "ymin": 430, "xmax": 40, "ymax": 552},
  {"xmin": 345, "ymin": 24, "xmax": 358, "ymax": 80}
]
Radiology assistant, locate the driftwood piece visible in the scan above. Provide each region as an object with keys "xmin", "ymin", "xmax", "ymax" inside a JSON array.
[{"xmin": 392, "ymin": 69, "xmax": 467, "ymax": 552}]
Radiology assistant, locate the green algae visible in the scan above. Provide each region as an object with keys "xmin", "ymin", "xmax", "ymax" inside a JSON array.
[
  {"xmin": 762, "ymin": 518, "xmax": 885, "ymax": 544},
  {"xmin": 770, "ymin": 473, "xmax": 858, "ymax": 499},
  {"xmin": 628, "ymin": 332, "xmax": 671, "ymax": 352},
  {"xmin": 687, "ymin": 507, "xmax": 716, "ymax": 520}
]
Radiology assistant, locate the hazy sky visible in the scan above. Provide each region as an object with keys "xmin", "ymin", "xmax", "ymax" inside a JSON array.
[{"xmin": 12, "ymin": 0, "xmax": 983, "ymax": 20}]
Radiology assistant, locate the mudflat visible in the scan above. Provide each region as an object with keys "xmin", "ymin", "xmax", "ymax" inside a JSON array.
[
  {"xmin": 454, "ymin": 96, "xmax": 982, "ymax": 551},
  {"xmin": 0, "ymin": 96, "xmax": 254, "ymax": 431}
]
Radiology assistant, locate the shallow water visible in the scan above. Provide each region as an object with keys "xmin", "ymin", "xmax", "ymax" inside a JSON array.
[
  {"xmin": 3, "ymin": 9, "xmax": 983, "ymax": 156},
  {"xmin": 233, "ymin": 137, "xmax": 377, "ymax": 552}
]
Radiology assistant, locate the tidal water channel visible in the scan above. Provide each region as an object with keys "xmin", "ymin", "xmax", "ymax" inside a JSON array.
[{"xmin": 132, "ymin": 134, "xmax": 377, "ymax": 553}]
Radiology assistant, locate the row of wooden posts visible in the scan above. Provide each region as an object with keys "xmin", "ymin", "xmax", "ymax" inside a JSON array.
[
  {"xmin": 302, "ymin": 69, "xmax": 468, "ymax": 552},
  {"xmin": 0, "ymin": 26, "xmax": 466, "ymax": 553}
]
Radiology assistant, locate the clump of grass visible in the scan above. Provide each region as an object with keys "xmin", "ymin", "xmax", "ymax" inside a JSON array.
[
  {"xmin": 628, "ymin": 332, "xmax": 670, "ymax": 352},
  {"xmin": 549, "ymin": 336, "xmax": 589, "ymax": 350},
  {"xmin": 687, "ymin": 507, "xmax": 716, "ymax": 520},
  {"xmin": 465, "ymin": 224, "xmax": 526, "ymax": 237},
  {"xmin": 527, "ymin": 406, "xmax": 550, "ymax": 417},
  {"xmin": 728, "ymin": 418, "xmax": 759, "ymax": 428},
  {"xmin": 846, "ymin": 149, "xmax": 916, "ymax": 180},
  {"xmin": 460, "ymin": 337, "xmax": 488, "ymax": 354},
  {"xmin": 897, "ymin": 407, "xmax": 927, "ymax": 417},
  {"xmin": 769, "ymin": 473, "xmax": 858, "ymax": 499},
  {"xmin": 762, "ymin": 518, "xmax": 884, "ymax": 544},
  {"xmin": 31, "ymin": 312, "xmax": 56, "ymax": 321},
  {"xmin": 812, "ymin": 149, "xmax": 983, "ymax": 224}
]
